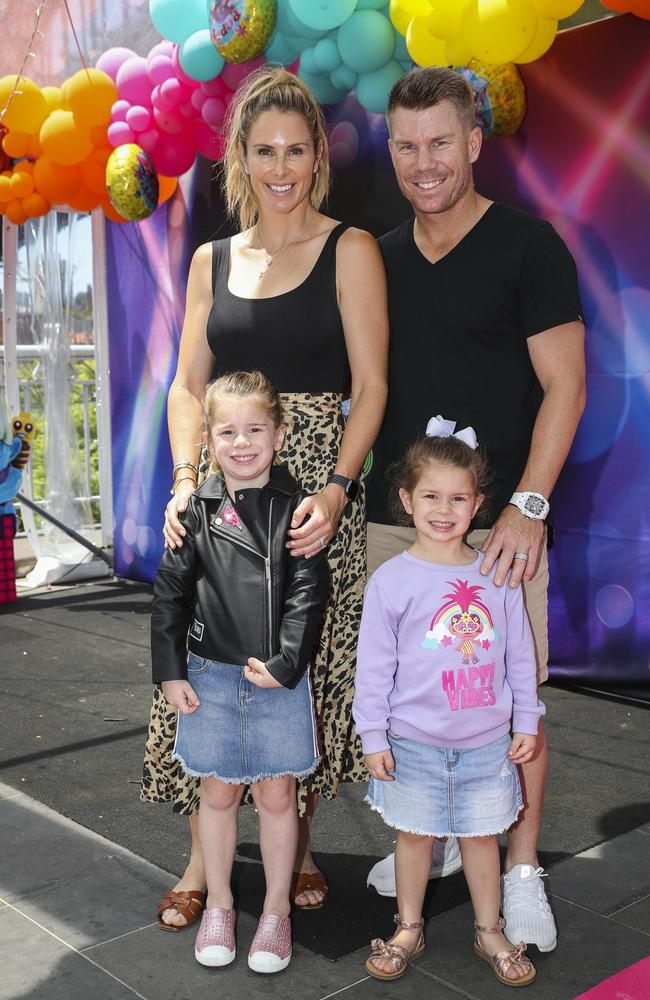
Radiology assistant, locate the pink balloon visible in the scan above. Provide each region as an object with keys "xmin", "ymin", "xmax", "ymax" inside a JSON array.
[
  {"xmin": 151, "ymin": 85, "xmax": 175, "ymax": 113},
  {"xmin": 150, "ymin": 133, "xmax": 196, "ymax": 177},
  {"xmin": 148, "ymin": 40, "xmax": 175, "ymax": 61},
  {"xmin": 171, "ymin": 44, "xmax": 199, "ymax": 88},
  {"xmin": 96, "ymin": 47, "xmax": 137, "ymax": 83},
  {"xmin": 153, "ymin": 107, "xmax": 185, "ymax": 135},
  {"xmin": 191, "ymin": 89, "xmax": 208, "ymax": 111},
  {"xmin": 111, "ymin": 99, "xmax": 131, "ymax": 122},
  {"xmin": 116, "ymin": 57, "xmax": 153, "ymax": 107},
  {"xmin": 180, "ymin": 99, "xmax": 199, "ymax": 119},
  {"xmin": 148, "ymin": 54, "xmax": 175, "ymax": 86},
  {"xmin": 201, "ymin": 97, "xmax": 226, "ymax": 128},
  {"xmin": 138, "ymin": 128, "xmax": 160, "ymax": 153},
  {"xmin": 201, "ymin": 77, "xmax": 228, "ymax": 98},
  {"xmin": 194, "ymin": 122, "xmax": 226, "ymax": 161},
  {"xmin": 161, "ymin": 78, "xmax": 190, "ymax": 107},
  {"xmin": 220, "ymin": 57, "xmax": 265, "ymax": 92},
  {"xmin": 126, "ymin": 105, "xmax": 152, "ymax": 132},
  {"xmin": 107, "ymin": 121, "xmax": 136, "ymax": 147}
]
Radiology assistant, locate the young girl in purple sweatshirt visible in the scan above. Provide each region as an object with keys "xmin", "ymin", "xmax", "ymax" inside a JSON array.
[{"xmin": 353, "ymin": 418, "xmax": 544, "ymax": 988}]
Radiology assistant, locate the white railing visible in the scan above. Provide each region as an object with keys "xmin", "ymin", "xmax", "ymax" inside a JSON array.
[{"xmin": 0, "ymin": 342, "xmax": 101, "ymax": 535}]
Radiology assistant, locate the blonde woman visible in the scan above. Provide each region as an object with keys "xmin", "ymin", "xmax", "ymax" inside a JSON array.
[{"xmin": 143, "ymin": 67, "xmax": 388, "ymax": 924}]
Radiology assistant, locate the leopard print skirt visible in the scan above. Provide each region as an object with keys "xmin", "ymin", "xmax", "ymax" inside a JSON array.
[{"xmin": 141, "ymin": 392, "xmax": 367, "ymax": 816}]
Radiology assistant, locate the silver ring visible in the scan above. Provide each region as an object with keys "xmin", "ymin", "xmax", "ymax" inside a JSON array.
[
  {"xmin": 319, "ymin": 537, "xmax": 326, "ymax": 550},
  {"xmin": 513, "ymin": 551, "xmax": 529, "ymax": 561}
]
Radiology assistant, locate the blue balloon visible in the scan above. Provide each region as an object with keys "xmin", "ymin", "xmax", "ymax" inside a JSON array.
[
  {"xmin": 338, "ymin": 10, "xmax": 396, "ymax": 75},
  {"xmin": 180, "ymin": 29, "xmax": 225, "ymax": 81},
  {"xmin": 265, "ymin": 30, "xmax": 302, "ymax": 64},
  {"xmin": 393, "ymin": 31, "xmax": 410, "ymax": 64},
  {"xmin": 300, "ymin": 47, "xmax": 320, "ymax": 75},
  {"xmin": 149, "ymin": 0, "xmax": 208, "ymax": 45},
  {"xmin": 298, "ymin": 66, "xmax": 349, "ymax": 105},
  {"xmin": 331, "ymin": 64, "xmax": 357, "ymax": 90},
  {"xmin": 314, "ymin": 37, "xmax": 341, "ymax": 73},
  {"xmin": 277, "ymin": 1, "xmax": 324, "ymax": 39},
  {"xmin": 288, "ymin": 0, "xmax": 356, "ymax": 33},
  {"xmin": 355, "ymin": 59, "xmax": 404, "ymax": 114},
  {"xmin": 357, "ymin": 0, "xmax": 387, "ymax": 7}
]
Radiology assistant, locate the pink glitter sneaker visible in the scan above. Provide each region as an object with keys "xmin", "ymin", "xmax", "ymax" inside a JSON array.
[
  {"xmin": 194, "ymin": 906, "xmax": 236, "ymax": 967},
  {"xmin": 247, "ymin": 913, "xmax": 292, "ymax": 974}
]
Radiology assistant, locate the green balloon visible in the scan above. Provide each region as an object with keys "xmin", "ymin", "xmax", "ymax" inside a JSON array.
[
  {"xmin": 356, "ymin": 59, "xmax": 404, "ymax": 114},
  {"xmin": 288, "ymin": 0, "xmax": 356, "ymax": 32},
  {"xmin": 298, "ymin": 66, "xmax": 349, "ymax": 105},
  {"xmin": 338, "ymin": 10, "xmax": 395, "ymax": 75},
  {"xmin": 314, "ymin": 37, "xmax": 341, "ymax": 73}
]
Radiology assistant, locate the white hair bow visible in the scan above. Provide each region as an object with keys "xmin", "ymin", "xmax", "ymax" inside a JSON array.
[{"xmin": 425, "ymin": 415, "xmax": 478, "ymax": 450}]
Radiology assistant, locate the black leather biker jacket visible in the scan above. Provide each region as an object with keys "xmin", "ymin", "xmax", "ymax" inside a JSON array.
[{"xmin": 151, "ymin": 464, "xmax": 330, "ymax": 688}]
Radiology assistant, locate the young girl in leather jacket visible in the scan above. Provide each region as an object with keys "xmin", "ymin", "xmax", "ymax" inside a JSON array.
[{"xmin": 151, "ymin": 371, "xmax": 329, "ymax": 974}]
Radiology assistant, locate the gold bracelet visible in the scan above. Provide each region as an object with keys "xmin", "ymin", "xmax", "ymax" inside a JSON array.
[
  {"xmin": 172, "ymin": 460, "xmax": 199, "ymax": 477},
  {"xmin": 170, "ymin": 474, "xmax": 198, "ymax": 496}
]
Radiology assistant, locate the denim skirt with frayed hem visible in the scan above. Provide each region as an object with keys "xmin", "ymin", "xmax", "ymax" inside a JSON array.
[
  {"xmin": 173, "ymin": 654, "xmax": 320, "ymax": 783},
  {"xmin": 366, "ymin": 732, "xmax": 523, "ymax": 838}
]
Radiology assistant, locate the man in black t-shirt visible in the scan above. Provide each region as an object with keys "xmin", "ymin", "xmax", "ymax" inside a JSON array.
[{"xmin": 364, "ymin": 67, "xmax": 585, "ymax": 955}]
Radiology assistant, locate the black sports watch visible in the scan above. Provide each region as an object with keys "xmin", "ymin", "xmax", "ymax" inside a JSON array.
[{"xmin": 328, "ymin": 473, "xmax": 360, "ymax": 502}]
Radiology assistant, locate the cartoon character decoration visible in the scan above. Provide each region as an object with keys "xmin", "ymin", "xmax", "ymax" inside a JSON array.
[
  {"xmin": 106, "ymin": 143, "xmax": 159, "ymax": 222},
  {"xmin": 0, "ymin": 406, "xmax": 33, "ymax": 604},
  {"xmin": 209, "ymin": 0, "xmax": 277, "ymax": 64},
  {"xmin": 422, "ymin": 579, "xmax": 497, "ymax": 663},
  {"xmin": 10, "ymin": 413, "xmax": 35, "ymax": 471},
  {"xmin": 454, "ymin": 60, "xmax": 527, "ymax": 140}
]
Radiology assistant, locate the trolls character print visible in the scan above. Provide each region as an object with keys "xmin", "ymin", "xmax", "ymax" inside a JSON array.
[{"xmin": 422, "ymin": 579, "xmax": 497, "ymax": 663}]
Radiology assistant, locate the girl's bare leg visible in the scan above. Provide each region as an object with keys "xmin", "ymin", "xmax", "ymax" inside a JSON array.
[
  {"xmin": 160, "ymin": 813, "xmax": 207, "ymax": 927},
  {"xmin": 460, "ymin": 835, "xmax": 532, "ymax": 982},
  {"xmin": 293, "ymin": 790, "xmax": 326, "ymax": 907},
  {"xmin": 370, "ymin": 830, "xmax": 432, "ymax": 975},
  {"xmin": 251, "ymin": 777, "xmax": 297, "ymax": 917},
  {"xmin": 200, "ymin": 779, "xmax": 245, "ymax": 910}
]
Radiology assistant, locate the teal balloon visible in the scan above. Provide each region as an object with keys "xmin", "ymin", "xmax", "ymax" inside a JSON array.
[
  {"xmin": 265, "ymin": 30, "xmax": 302, "ymax": 64},
  {"xmin": 338, "ymin": 11, "xmax": 395, "ymax": 74},
  {"xmin": 277, "ymin": 2, "xmax": 324, "ymax": 39},
  {"xmin": 357, "ymin": 0, "xmax": 386, "ymax": 7},
  {"xmin": 331, "ymin": 64, "xmax": 357, "ymax": 90},
  {"xmin": 356, "ymin": 59, "xmax": 404, "ymax": 113},
  {"xmin": 393, "ymin": 31, "xmax": 410, "ymax": 64},
  {"xmin": 288, "ymin": 0, "xmax": 357, "ymax": 32},
  {"xmin": 149, "ymin": 0, "xmax": 208, "ymax": 44},
  {"xmin": 314, "ymin": 38, "xmax": 341, "ymax": 72},
  {"xmin": 180, "ymin": 29, "xmax": 225, "ymax": 81},
  {"xmin": 298, "ymin": 66, "xmax": 349, "ymax": 105},
  {"xmin": 300, "ymin": 47, "xmax": 319, "ymax": 74}
]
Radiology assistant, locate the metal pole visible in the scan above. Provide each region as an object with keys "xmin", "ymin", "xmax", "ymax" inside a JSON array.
[
  {"xmin": 2, "ymin": 220, "xmax": 19, "ymax": 417},
  {"xmin": 16, "ymin": 492, "xmax": 114, "ymax": 568},
  {"xmin": 90, "ymin": 209, "xmax": 114, "ymax": 548}
]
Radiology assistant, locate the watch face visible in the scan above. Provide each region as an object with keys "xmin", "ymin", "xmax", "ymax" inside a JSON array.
[
  {"xmin": 346, "ymin": 479, "xmax": 360, "ymax": 502},
  {"xmin": 524, "ymin": 495, "xmax": 547, "ymax": 517}
]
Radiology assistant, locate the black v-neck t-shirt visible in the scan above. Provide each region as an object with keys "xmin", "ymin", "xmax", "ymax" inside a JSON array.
[{"xmin": 365, "ymin": 203, "xmax": 583, "ymax": 525}]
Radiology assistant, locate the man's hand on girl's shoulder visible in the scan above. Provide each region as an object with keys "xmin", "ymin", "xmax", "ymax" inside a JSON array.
[{"xmin": 161, "ymin": 679, "xmax": 200, "ymax": 714}]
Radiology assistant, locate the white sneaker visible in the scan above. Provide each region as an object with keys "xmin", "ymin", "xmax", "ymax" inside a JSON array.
[
  {"xmin": 502, "ymin": 864, "xmax": 557, "ymax": 952},
  {"xmin": 367, "ymin": 837, "xmax": 463, "ymax": 897}
]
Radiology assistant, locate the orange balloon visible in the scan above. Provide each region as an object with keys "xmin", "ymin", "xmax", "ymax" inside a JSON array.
[
  {"xmin": 0, "ymin": 175, "xmax": 12, "ymax": 202},
  {"xmin": 15, "ymin": 160, "xmax": 34, "ymax": 176},
  {"xmin": 90, "ymin": 123, "xmax": 110, "ymax": 148},
  {"xmin": 33, "ymin": 156, "xmax": 82, "ymax": 204},
  {"xmin": 22, "ymin": 191, "xmax": 50, "ymax": 217},
  {"xmin": 10, "ymin": 171, "xmax": 34, "ymax": 198},
  {"xmin": 94, "ymin": 145, "xmax": 111, "ymax": 166},
  {"xmin": 79, "ymin": 150, "xmax": 109, "ymax": 196},
  {"xmin": 158, "ymin": 174, "xmax": 178, "ymax": 205},
  {"xmin": 2, "ymin": 131, "xmax": 30, "ymax": 158},
  {"xmin": 27, "ymin": 134, "xmax": 43, "ymax": 157},
  {"xmin": 65, "ymin": 68, "xmax": 118, "ymax": 127},
  {"xmin": 102, "ymin": 197, "xmax": 128, "ymax": 223},
  {"xmin": 5, "ymin": 198, "xmax": 28, "ymax": 225},
  {"xmin": 66, "ymin": 184, "xmax": 102, "ymax": 212},
  {"xmin": 40, "ymin": 110, "xmax": 93, "ymax": 165},
  {"xmin": 0, "ymin": 75, "xmax": 47, "ymax": 133}
]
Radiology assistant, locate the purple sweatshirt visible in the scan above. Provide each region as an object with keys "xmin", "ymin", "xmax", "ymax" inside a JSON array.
[{"xmin": 353, "ymin": 551, "xmax": 545, "ymax": 755}]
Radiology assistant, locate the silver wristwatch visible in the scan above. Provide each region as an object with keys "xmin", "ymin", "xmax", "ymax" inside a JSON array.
[{"xmin": 509, "ymin": 491, "xmax": 550, "ymax": 520}]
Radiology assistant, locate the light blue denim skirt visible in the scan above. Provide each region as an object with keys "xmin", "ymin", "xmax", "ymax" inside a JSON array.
[
  {"xmin": 173, "ymin": 654, "xmax": 320, "ymax": 784},
  {"xmin": 366, "ymin": 732, "xmax": 523, "ymax": 838}
]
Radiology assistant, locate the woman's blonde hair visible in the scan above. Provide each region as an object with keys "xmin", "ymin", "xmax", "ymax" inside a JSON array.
[
  {"xmin": 223, "ymin": 67, "xmax": 330, "ymax": 230},
  {"xmin": 204, "ymin": 370, "xmax": 285, "ymax": 473}
]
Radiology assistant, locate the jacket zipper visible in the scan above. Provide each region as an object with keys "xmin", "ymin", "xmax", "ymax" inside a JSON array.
[{"xmin": 265, "ymin": 498, "xmax": 274, "ymax": 659}]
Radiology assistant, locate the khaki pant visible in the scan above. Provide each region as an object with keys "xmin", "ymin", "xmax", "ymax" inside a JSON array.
[{"xmin": 366, "ymin": 522, "xmax": 549, "ymax": 684}]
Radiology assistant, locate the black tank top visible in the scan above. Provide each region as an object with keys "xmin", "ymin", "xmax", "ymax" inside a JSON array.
[{"xmin": 206, "ymin": 223, "xmax": 351, "ymax": 393}]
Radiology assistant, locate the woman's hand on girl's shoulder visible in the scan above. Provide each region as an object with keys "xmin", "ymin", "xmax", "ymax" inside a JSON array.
[
  {"xmin": 161, "ymin": 679, "xmax": 200, "ymax": 714},
  {"xmin": 287, "ymin": 486, "xmax": 346, "ymax": 558},
  {"xmin": 164, "ymin": 480, "xmax": 196, "ymax": 549},
  {"xmin": 508, "ymin": 732, "xmax": 537, "ymax": 764},
  {"xmin": 245, "ymin": 657, "xmax": 283, "ymax": 689},
  {"xmin": 365, "ymin": 749, "xmax": 395, "ymax": 781}
]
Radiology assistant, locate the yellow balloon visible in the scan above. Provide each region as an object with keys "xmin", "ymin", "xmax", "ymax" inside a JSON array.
[
  {"xmin": 389, "ymin": 0, "xmax": 432, "ymax": 36},
  {"xmin": 0, "ymin": 75, "xmax": 47, "ymax": 133},
  {"xmin": 65, "ymin": 69, "xmax": 118, "ymax": 127},
  {"xmin": 428, "ymin": 0, "xmax": 466, "ymax": 40},
  {"xmin": 406, "ymin": 15, "xmax": 450, "ymax": 66},
  {"xmin": 465, "ymin": 0, "xmax": 539, "ymax": 65},
  {"xmin": 445, "ymin": 36, "xmax": 474, "ymax": 65},
  {"xmin": 515, "ymin": 15, "xmax": 557, "ymax": 62},
  {"xmin": 41, "ymin": 86, "xmax": 63, "ymax": 114},
  {"xmin": 106, "ymin": 144, "xmax": 159, "ymax": 222},
  {"xmin": 530, "ymin": 0, "xmax": 582, "ymax": 16},
  {"xmin": 40, "ymin": 110, "xmax": 94, "ymax": 166}
]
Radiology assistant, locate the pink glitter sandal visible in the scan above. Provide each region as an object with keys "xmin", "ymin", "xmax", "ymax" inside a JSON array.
[
  {"xmin": 194, "ymin": 906, "xmax": 236, "ymax": 967},
  {"xmin": 248, "ymin": 913, "xmax": 292, "ymax": 974}
]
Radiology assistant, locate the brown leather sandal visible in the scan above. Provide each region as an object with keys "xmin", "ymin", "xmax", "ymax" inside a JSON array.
[
  {"xmin": 473, "ymin": 917, "xmax": 536, "ymax": 987},
  {"xmin": 157, "ymin": 889, "xmax": 206, "ymax": 932},
  {"xmin": 291, "ymin": 870, "xmax": 329, "ymax": 910},
  {"xmin": 365, "ymin": 914, "xmax": 425, "ymax": 981}
]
